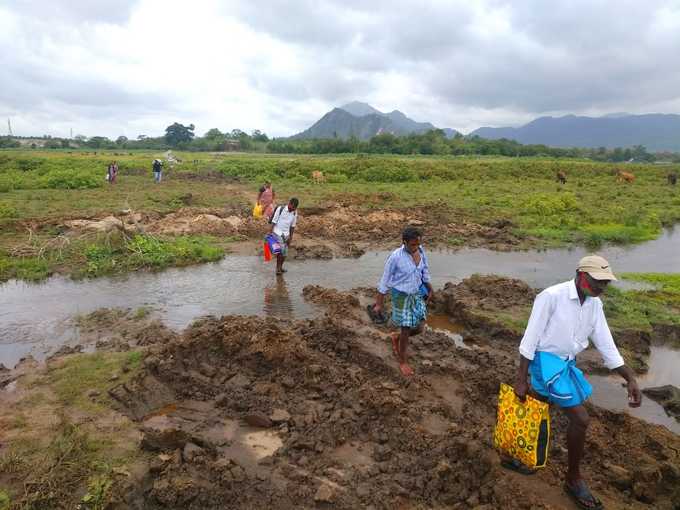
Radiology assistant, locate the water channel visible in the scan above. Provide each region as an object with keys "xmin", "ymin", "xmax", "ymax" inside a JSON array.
[{"xmin": 1, "ymin": 228, "xmax": 679, "ymax": 433}]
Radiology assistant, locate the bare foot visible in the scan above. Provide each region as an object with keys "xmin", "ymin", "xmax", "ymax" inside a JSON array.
[{"xmin": 399, "ymin": 362, "xmax": 414, "ymax": 377}]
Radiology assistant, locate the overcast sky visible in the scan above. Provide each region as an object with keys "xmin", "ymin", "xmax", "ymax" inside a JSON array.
[{"xmin": 2, "ymin": 0, "xmax": 680, "ymax": 139}]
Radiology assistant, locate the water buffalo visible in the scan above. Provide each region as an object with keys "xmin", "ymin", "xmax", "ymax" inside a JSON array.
[
  {"xmin": 668, "ymin": 172, "xmax": 678, "ymax": 186},
  {"xmin": 556, "ymin": 171, "xmax": 567, "ymax": 184},
  {"xmin": 617, "ymin": 170, "xmax": 635, "ymax": 183}
]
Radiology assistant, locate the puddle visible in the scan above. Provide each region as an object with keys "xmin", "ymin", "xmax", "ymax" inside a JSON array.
[
  {"xmin": 588, "ymin": 345, "xmax": 680, "ymax": 435},
  {"xmin": 141, "ymin": 401, "xmax": 283, "ymax": 471},
  {"xmin": 426, "ymin": 314, "xmax": 469, "ymax": 349}
]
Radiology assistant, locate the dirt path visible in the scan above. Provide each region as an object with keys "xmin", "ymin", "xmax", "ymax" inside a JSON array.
[{"xmin": 1, "ymin": 287, "xmax": 679, "ymax": 509}]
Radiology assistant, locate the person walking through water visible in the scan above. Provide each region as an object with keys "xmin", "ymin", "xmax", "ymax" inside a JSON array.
[
  {"xmin": 269, "ymin": 198, "xmax": 298, "ymax": 275},
  {"xmin": 509, "ymin": 255, "xmax": 641, "ymax": 510},
  {"xmin": 257, "ymin": 182, "xmax": 276, "ymax": 220},
  {"xmin": 372, "ymin": 227, "xmax": 433, "ymax": 377},
  {"xmin": 152, "ymin": 159, "xmax": 163, "ymax": 183},
  {"xmin": 107, "ymin": 161, "xmax": 118, "ymax": 184}
]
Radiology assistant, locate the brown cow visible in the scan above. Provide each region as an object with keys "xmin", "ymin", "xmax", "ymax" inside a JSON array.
[
  {"xmin": 617, "ymin": 170, "xmax": 635, "ymax": 183},
  {"xmin": 311, "ymin": 170, "xmax": 325, "ymax": 184},
  {"xmin": 556, "ymin": 171, "xmax": 567, "ymax": 184},
  {"xmin": 668, "ymin": 172, "xmax": 678, "ymax": 186}
]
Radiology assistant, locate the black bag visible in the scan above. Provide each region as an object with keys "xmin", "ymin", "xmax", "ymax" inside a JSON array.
[{"xmin": 268, "ymin": 205, "xmax": 283, "ymax": 224}]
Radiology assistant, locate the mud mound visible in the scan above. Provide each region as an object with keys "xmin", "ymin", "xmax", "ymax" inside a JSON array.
[
  {"xmin": 643, "ymin": 385, "xmax": 680, "ymax": 422},
  {"xmin": 104, "ymin": 307, "xmax": 680, "ymax": 509},
  {"xmin": 435, "ymin": 275, "xmax": 536, "ymax": 343},
  {"xmin": 146, "ymin": 209, "xmax": 246, "ymax": 236},
  {"xmin": 73, "ymin": 307, "xmax": 177, "ymax": 353}
]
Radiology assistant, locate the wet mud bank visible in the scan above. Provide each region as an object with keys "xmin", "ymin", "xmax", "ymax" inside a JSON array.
[
  {"xmin": 433, "ymin": 274, "xmax": 680, "ymax": 375},
  {"xmin": 3, "ymin": 287, "xmax": 679, "ymax": 509}
]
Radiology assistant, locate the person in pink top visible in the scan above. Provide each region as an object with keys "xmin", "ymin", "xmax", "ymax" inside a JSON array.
[{"xmin": 257, "ymin": 182, "xmax": 275, "ymax": 220}]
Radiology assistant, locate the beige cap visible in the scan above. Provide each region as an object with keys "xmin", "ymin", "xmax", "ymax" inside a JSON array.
[{"xmin": 578, "ymin": 255, "xmax": 617, "ymax": 281}]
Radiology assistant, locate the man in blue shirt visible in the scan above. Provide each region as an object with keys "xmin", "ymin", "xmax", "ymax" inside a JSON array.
[{"xmin": 372, "ymin": 227, "xmax": 433, "ymax": 376}]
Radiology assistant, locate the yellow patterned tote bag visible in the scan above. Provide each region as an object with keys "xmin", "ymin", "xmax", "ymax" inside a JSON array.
[{"xmin": 493, "ymin": 382, "xmax": 550, "ymax": 468}]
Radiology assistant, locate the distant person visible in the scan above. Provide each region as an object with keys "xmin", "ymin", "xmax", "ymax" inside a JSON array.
[
  {"xmin": 372, "ymin": 227, "xmax": 433, "ymax": 377},
  {"xmin": 508, "ymin": 255, "xmax": 641, "ymax": 510},
  {"xmin": 152, "ymin": 159, "xmax": 163, "ymax": 183},
  {"xmin": 269, "ymin": 198, "xmax": 298, "ymax": 275},
  {"xmin": 107, "ymin": 161, "xmax": 118, "ymax": 184},
  {"xmin": 257, "ymin": 182, "xmax": 276, "ymax": 220}
]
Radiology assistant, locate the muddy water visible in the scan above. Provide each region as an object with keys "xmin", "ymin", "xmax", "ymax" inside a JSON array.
[{"xmin": 1, "ymin": 228, "xmax": 679, "ymax": 430}]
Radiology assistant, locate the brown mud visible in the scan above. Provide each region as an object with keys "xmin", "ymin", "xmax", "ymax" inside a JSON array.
[
  {"xmin": 2, "ymin": 285, "xmax": 679, "ymax": 509},
  {"xmin": 15, "ymin": 201, "xmax": 527, "ymax": 265}
]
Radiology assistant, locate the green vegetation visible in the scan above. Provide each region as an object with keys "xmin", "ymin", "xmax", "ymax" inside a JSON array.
[
  {"xmin": 0, "ymin": 490, "xmax": 10, "ymax": 510},
  {"xmin": 0, "ymin": 232, "xmax": 224, "ymax": 283},
  {"xmin": 602, "ymin": 273, "xmax": 680, "ymax": 335},
  {"xmin": 83, "ymin": 234, "xmax": 223, "ymax": 277},
  {"xmin": 1, "ymin": 150, "xmax": 679, "ymax": 283},
  {"xmin": 46, "ymin": 351, "xmax": 143, "ymax": 412},
  {"xmin": 1, "ymin": 419, "xmax": 129, "ymax": 510}
]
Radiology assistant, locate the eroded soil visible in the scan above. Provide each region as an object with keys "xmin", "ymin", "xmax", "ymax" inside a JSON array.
[{"xmin": 2, "ymin": 285, "xmax": 679, "ymax": 509}]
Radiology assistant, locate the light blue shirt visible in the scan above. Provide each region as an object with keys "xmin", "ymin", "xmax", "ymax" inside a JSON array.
[{"xmin": 377, "ymin": 245, "xmax": 431, "ymax": 295}]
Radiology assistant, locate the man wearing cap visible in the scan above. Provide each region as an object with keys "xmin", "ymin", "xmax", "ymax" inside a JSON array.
[{"xmin": 510, "ymin": 255, "xmax": 641, "ymax": 510}]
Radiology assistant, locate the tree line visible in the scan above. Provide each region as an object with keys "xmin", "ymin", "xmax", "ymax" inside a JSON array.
[{"xmin": 2, "ymin": 124, "xmax": 676, "ymax": 163}]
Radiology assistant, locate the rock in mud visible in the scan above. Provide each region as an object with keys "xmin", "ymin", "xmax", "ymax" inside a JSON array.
[
  {"xmin": 643, "ymin": 385, "xmax": 680, "ymax": 421},
  {"xmin": 182, "ymin": 442, "xmax": 204, "ymax": 462},
  {"xmin": 314, "ymin": 482, "xmax": 337, "ymax": 503},
  {"xmin": 270, "ymin": 408, "xmax": 291, "ymax": 423},
  {"xmin": 141, "ymin": 427, "xmax": 192, "ymax": 452},
  {"xmin": 244, "ymin": 412, "xmax": 273, "ymax": 428}
]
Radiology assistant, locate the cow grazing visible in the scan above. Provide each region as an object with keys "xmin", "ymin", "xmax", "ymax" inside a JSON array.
[
  {"xmin": 617, "ymin": 170, "xmax": 635, "ymax": 183},
  {"xmin": 311, "ymin": 170, "xmax": 325, "ymax": 184},
  {"xmin": 556, "ymin": 171, "xmax": 567, "ymax": 184},
  {"xmin": 668, "ymin": 172, "xmax": 678, "ymax": 186}
]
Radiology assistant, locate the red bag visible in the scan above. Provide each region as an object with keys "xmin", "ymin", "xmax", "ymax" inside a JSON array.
[{"xmin": 263, "ymin": 241, "xmax": 272, "ymax": 262}]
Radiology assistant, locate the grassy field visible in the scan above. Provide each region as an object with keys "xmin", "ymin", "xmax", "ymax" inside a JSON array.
[{"xmin": 1, "ymin": 149, "xmax": 679, "ymax": 282}]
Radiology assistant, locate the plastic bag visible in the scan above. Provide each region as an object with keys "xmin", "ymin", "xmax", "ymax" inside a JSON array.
[
  {"xmin": 264, "ymin": 234, "xmax": 282, "ymax": 255},
  {"xmin": 263, "ymin": 240, "xmax": 272, "ymax": 262},
  {"xmin": 253, "ymin": 203, "xmax": 263, "ymax": 219},
  {"xmin": 493, "ymin": 382, "xmax": 550, "ymax": 469}
]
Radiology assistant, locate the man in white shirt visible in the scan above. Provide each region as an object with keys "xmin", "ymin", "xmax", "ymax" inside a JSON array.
[
  {"xmin": 511, "ymin": 255, "xmax": 641, "ymax": 509},
  {"xmin": 269, "ymin": 197, "xmax": 298, "ymax": 275}
]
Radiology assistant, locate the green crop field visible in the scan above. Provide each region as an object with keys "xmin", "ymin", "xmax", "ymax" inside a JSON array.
[{"xmin": 1, "ymin": 149, "xmax": 679, "ymax": 282}]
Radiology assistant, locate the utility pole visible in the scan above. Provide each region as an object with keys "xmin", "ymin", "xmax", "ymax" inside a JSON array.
[
  {"xmin": 70, "ymin": 128, "xmax": 73, "ymax": 139},
  {"xmin": 7, "ymin": 118, "xmax": 13, "ymax": 137}
]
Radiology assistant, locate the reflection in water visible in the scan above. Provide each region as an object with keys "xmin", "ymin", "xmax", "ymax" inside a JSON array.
[
  {"xmin": 1, "ymin": 228, "xmax": 680, "ymax": 433},
  {"xmin": 262, "ymin": 275, "xmax": 294, "ymax": 319}
]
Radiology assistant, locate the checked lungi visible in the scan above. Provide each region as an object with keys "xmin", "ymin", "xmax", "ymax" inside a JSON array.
[{"xmin": 390, "ymin": 288, "xmax": 427, "ymax": 329}]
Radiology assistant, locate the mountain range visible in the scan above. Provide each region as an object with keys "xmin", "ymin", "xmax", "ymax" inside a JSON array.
[
  {"xmin": 291, "ymin": 101, "xmax": 458, "ymax": 140},
  {"xmin": 291, "ymin": 102, "xmax": 680, "ymax": 152},
  {"xmin": 471, "ymin": 114, "xmax": 680, "ymax": 152}
]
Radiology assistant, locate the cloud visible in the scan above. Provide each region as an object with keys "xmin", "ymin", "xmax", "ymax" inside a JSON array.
[{"xmin": 1, "ymin": 0, "xmax": 679, "ymax": 138}]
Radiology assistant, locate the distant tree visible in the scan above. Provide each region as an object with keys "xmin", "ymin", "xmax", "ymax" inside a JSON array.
[
  {"xmin": 116, "ymin": 135, "xmax": 129, "ymax": 146},
  {"xmin": 165, "ymin": 123, "xmax": 195, "ymax": 146},
  {"xmin": 74, "ymin": 134, "xmax": 87, "ymax": 143},
  {"xmin": 251, "ymin": 129, "xmax": 269, "ymax": 142},
  {"xmin": 86, "ymin": 136, "xmax": 111, "ymax": 149},
  {"xmin": 60, "ymin": 139, "xmax": 71, "ymax": 148},
  {"xmin": 137, "ymin": 134, "xmax": 148, "ymax": 140},
  {"xmin": 229, "ymin": 129, "xmax": 245, "ymax": 139},
  {"xmin": 204, "ymin": 128, "xmax": 224, "ymax": 140}
]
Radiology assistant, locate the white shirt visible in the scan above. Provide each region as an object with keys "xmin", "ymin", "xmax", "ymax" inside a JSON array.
[
  {"xmin": 519, "ymin": 280, "xmax": 624, "ymax": 370},
  {"xmin": 272, "ymin": 206, "xmax": 298, "ymax": 237}
]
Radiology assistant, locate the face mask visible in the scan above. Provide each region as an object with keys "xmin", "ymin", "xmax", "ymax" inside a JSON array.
[{"xmin": 579, "ymin": 272, "xmax": 596, "ymax": 297}]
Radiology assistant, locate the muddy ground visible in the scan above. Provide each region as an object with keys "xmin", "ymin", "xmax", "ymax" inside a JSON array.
[
  {"xmin": 13, "ymin": 199, "xmax": 525, "ymax": 264},
  {"xmin": 1, "ymin": 280, "xmax": 679, "ymax": 509}
]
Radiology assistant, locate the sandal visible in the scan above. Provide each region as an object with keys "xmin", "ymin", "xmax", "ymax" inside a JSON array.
[
  {"xmin": 563, "ymin": 480, "xmax": 603, "ymax": 510},
  {"xmin": 500, "ymin": 458, "xmax": 537, "ymax": 475},
  {"xmin": 366, "ymin": 305, "xmax": 387, "ymax": 324},
  {"xmin": 399, "ymin": 362, "xmax": 414, "ymax": 377}
]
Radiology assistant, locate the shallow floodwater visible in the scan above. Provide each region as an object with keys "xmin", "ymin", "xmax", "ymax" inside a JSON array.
[{"xmin": 1, "ymin": 228, "xmax": 679, "ymax": 431}]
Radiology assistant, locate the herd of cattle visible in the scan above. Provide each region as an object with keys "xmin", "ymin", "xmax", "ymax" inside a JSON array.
[{"xmin": 556, "ymin": 169, "xmax": 678, "ymax": 185}]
